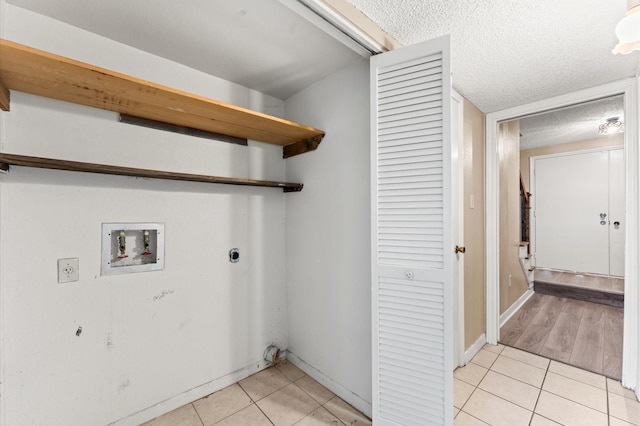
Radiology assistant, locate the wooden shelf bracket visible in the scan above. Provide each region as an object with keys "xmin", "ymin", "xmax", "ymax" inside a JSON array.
[
  {"xmin": 0, "ymin": 153, "xmax": 304, "ymax": 192},
  {"xmin": 283, "ymin": 135, "xmax": 324, "ymax": 158}
]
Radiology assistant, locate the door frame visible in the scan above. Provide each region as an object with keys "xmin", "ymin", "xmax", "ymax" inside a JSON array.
[
  {"xmin": 529, "ymin": 146, "xmax": 624, "ymax": 276},
  {"xmin": 451, "ymin": 89, "xmax": 465, "ymax": 368},
  {"xmin": 485, "ymin": 78, "xmax": 639, "ymax": 394}
]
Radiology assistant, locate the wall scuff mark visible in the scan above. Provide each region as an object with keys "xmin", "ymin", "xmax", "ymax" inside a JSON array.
[
  {"xmin": 153, "ymin": 289, "xmax": 175, "ymax": 301},
  {"xmin": 106, "ymin": 332, "xmax": 114, "ymax": 349},
  {"xmin": 117, "ymin": 379, "xmax": 131, "ymax": 392}
]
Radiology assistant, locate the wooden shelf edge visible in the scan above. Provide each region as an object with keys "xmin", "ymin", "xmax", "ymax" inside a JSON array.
[
  {"xmin": 0, "ymin": 39, "xmax": 325, "ymax": 154},
  {"xmin": 0, "ymin": 76, "xmax": 9, "ymax": 111},
  {"xmin": 0, "ymin": 153, "xmax": 303, "ymax": 192}
]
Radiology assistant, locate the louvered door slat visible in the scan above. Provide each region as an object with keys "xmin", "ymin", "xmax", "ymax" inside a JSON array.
[
  {"xmin": 379, "ymin": 106, "xmax": 443, "ymax": 123},
  {"xmin": 379, "ymin": 102, "xmax": 443, "ymax": 119},
  {"xmin": 372, "ymin": 35, "xmax": 452, "ymax": 426},
  {"xmin": 379, "ymin": 93, "xmax": 442, "ymax": 108}
]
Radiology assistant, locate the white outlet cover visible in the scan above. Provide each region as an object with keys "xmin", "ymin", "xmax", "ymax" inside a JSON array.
[{"xmin": 58, "ymin": 258, "xmax": 79, "ymax": 283}]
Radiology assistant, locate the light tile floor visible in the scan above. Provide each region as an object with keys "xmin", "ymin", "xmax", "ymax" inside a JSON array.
[
  {"xmin": 143, "ymin": 345, "xmax": 640, "ymax": 426},
  {"xmin": 143, "ymin": 360, "xmax": 372, "ymax": 426},
  {"xmin": 455, "ymin": 344, "xmax": 640, "ymax": 426}
]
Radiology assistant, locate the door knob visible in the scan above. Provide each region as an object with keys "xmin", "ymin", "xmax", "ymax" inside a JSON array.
[
  {"xmin": 455, "ymin": 245, "xmax": 466, "ymax": 254},
  {"xmin": 614, "ymin": 221, "xmax": 620, "ymax": 228}
]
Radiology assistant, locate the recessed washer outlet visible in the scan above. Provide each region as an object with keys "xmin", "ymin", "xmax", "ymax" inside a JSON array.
[{"xmin": 101, "ymin": 223, "xmax": 165, "ymax": 276}]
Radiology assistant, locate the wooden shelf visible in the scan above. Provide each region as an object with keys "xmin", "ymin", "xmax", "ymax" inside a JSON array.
[
  {"xmin": 0, "ymin": 153, "xmax": 304, "ymax": 192},
  {"xmin": 0, "ymin": 39, "xmax": 324, "ymax": 158}
]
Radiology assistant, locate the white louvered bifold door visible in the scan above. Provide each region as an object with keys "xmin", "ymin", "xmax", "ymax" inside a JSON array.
[{"xmin": 371, "ymin": 36, "xmax": 453, "ymax": 426}]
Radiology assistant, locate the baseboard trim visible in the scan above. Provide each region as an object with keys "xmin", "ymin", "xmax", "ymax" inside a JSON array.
[
  {"xmin": 499, "ymin": 289, "xmax": 534, "ymax": 328},
  {"xmin": 286, "ymin": 352, "xmax": 372, "ymax": 418},
  {"xmin": 464, "ymin": 333, "xmax": 487, "ymax": 364},
  {"xmin": 109, "ymin": 359, "xmax": 275, "ymax": 426}
]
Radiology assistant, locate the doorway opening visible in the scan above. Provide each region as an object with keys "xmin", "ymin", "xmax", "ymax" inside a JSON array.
[
  {"xmin": 497, "ymin": 95, "xmax": 625, "ymax": 379},
  {"xmin": 485, "ymin": 79, "xmax": 639, "ymax": 394}
]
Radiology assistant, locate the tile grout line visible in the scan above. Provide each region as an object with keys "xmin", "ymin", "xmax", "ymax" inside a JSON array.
[
  {"xmin": 191, "ymin": 402, "xmax": 205, "ymax": 426},
  {"xmin": 477, "ymin": 380, "xmax": 540, "ymax": 413},
  {"xmin": 489, "ymin": 356, "xmax": 550, "ymax": 390},
  {"xmin": 541, "ymin": 388, "xmax": 609, "ymax": 415},
  {"xmin": 235, "ymin": 370, "xmax": 285, "ymax": 426},
  {"xmin": 499, "ymin": 350, "xmax": 551, "ymax": 371},
  {"xmin": 281, "ymin": 373, "xmax": 356, "ymax": 424},
  {"xmin": 457, "ymin": 344, "xmax": 503, "ymax": 413},
  {"xmin": 291, "ymin": 373, "xmax": 329, "ymax": 406},
  {"xmin": 263, "ymin": 366, "xmax": 355, "ymax": 426},
  {"xmin": 486, "ymin": 366, "xmax": 545, "ymax": 389},
  {"xmin": 541, "ymin": 362, "xmax": 613, "ymax": 417},
  {"xmin": 253, "ymin": 402, "xmax": 276, "ymax": 426},
  {"xmin": 475, "ymin": 350, "xmax": 541, "ymax": 420},
  {"xmin": 606, "ymin": 379, "xmax": 610, "ymax": 426},
  {"xmin": 545, "ymin": 370, "xmax": 609, "ymax": 394},
  {"xmin": 205, "ymin": 384, "xmax": 261, "ymax": 426},
  {"xmin": 322, "ymin": 396, "xmax": 352, "ymax": 425},
  {"xmin": 262, "ymin": 364, "xmax": 365, "ymax": 425},
  {"xmin": 503, "ymin": 354, "xmax": 619, "ymax": 420},
  {"xmin": 546, "ymin": 361, "xmax": 611, "ymax": 390},
  {"xmin": 528, "ymin": 358, "xmax": 550, "ymax": 425},
  {"xmin": 244, "ymin": 368, "xmax": 293, "ymax": 402},
  {"xmin": 457, "ymin": 348, "xmax": 493, "ymax": 418},
  {"xmin": 461, "ymin": 411, "xmax": 492, "ymax": 425}
]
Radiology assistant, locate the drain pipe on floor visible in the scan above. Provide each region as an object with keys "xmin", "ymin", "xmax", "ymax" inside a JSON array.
[{"xmin": 263, "ymin": 345, "xmax": 281, "ymax": 365}]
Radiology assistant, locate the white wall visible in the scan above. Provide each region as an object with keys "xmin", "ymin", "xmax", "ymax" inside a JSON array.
[
  {"xmin": 0, "ymin": 5, "xmax": 288, "ymax": 425},
  {"xmin": 284, "ymin": 59, "xmax": 372, "ymax": 415}
]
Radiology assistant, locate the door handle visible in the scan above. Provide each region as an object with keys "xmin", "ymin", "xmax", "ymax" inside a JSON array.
[
  {"xmin": 455, "ymin": 245, "xmax": 466, "ymax": 254},
  {"xmin": 614, "ymin": 221, "xmax": 620, "ymax": 229}
]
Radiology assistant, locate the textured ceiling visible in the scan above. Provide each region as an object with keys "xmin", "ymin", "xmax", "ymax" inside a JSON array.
[
  {"xmin": 5, "ymin": 0, "xmax": 363, "ymax": 100},
  {"xmin": 5, "ymin": 0, "xmax": 640, "ymax": 113},
  {"xmin": 346, "ymin": 0, "xmax": 640, "ymax": 112},
  {"xmin": 518, "ymin": 96, "xmax": 624, "ymax": 150}
]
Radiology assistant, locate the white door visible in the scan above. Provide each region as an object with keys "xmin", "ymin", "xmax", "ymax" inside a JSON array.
[
  {"xmin": 609, "ymin": 148, "xmax": 625, "ymax": 276},
  {"xmin": 534, "ymin": 149, "xmax": 624, "ymax": 275},
  {"xmin": 371, "ymin": 35, "xmax": 452, "ymax": 426}
]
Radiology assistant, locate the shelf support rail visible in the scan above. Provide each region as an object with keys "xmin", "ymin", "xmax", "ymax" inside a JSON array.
[{"xmin": 0, "ymin": 153, "xmax": 303, "ymax": 192}]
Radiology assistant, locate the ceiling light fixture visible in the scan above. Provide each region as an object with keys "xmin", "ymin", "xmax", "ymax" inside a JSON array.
[
  {"xmin": 613, "ymin": 0, "xmax": 640, "ymax": 54},
  {"xmin": 599, "ymin": 117, "xmax": 625, "ymax": 135}
]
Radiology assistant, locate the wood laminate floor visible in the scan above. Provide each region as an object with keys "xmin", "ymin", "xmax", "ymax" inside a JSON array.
[{"xmin": 500, "ymin": 293, "xmax": 623, "ymax": 380}]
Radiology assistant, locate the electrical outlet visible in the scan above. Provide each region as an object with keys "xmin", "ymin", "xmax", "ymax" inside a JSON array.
[{"xmin": 58, "ymin": 258, "xmax": 79, "ymax": 283}]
